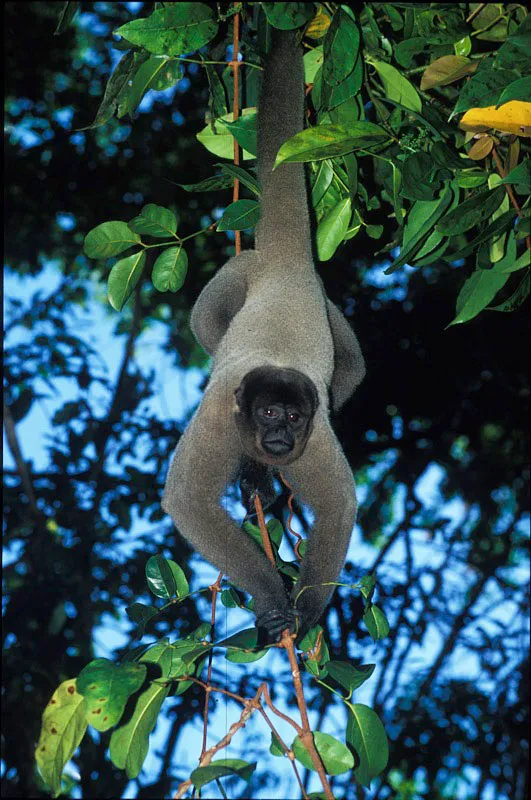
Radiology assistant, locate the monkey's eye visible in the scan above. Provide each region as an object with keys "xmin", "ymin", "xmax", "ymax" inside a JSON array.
[
  {"xmin": 288, "ymin": 412, "xmax": 300, "ymax": 423},
  {"xmin": 264, "ymin": 407, "xmax": 277, "ymax": 418}
]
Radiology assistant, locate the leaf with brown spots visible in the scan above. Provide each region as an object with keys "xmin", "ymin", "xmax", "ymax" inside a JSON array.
[
  {"xmin": 77, "ymin": 658, "xmax": 147, "ymax": 732},
  {"xmin": 35, "ymin": 679, "xmax": 88, "ymax": 796}
]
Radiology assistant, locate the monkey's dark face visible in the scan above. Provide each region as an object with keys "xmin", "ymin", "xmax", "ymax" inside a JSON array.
[{"xmin": 234, "ymin": 366, "xmax": 319, "ymax": 466}]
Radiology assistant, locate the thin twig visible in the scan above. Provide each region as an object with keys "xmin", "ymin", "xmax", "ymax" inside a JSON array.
[
  {"xmin": 200, "ymin": 572, "xmax": 223, "ymax": 759},
  {"xmin": 253, "ymin": 494, "xmax": 334, "ymax": 800},
  {"xmin": 491, "ymin": 145, "xmax": 530, "ymax": 252}
]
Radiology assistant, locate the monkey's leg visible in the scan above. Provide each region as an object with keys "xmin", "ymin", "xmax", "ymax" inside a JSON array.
[
  {"xmin": 190, "ymin": 252, "xmax": 258, "ymax": 355},
  {"xmin": 162, "ymin": 385, "xmax": 295, "ymax": 640},
  {"xmin": 284, "ymin": 412, "xmax": 358, "ymax": 633},
  {"xmin": 326, "ymin": 300, "xmax": 366, "ymax": 412}
]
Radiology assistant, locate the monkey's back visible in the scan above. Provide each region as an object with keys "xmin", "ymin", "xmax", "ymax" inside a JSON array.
[{"xmin": 210, "ymin": 260, "xmax": 334, "ymax": 403}]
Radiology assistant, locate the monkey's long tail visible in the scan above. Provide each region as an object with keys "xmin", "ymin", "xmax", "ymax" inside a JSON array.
[{"xmin": 255, "ymin": 29, "xmax": 313, "ymax": 264}]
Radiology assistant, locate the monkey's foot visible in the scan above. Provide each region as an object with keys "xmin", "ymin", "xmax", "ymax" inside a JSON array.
[{"xmin": 256, "ymin": 606, "xmax": 301, "ymax": 644}]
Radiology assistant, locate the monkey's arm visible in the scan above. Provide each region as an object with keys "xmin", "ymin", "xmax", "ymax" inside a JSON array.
[
  {"xmin": 162, "ymin": 385, "xmax": 293, "ymax": 635},
  {"xmin": 285, "ymin": 412, "xmax": 357, "ymax": 632},
  {"xmin": 326, "ymin": 300, "xmax": 366, "ymax": 412},
  {"xmin": 190, "ymin": 253, "xmax": 255, "ymax": 355}
]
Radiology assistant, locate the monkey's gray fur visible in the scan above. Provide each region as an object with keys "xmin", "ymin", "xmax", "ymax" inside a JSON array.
[{"xmin": 163, "ymin": 28, "xmax": 365, "ymax": 637}]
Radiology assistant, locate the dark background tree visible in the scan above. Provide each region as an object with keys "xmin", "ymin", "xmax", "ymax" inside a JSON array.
[{"xmin": 3, "ymin": 3, "xmax": 529, "ymax": 798}]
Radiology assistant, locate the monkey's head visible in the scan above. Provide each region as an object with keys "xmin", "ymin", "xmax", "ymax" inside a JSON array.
[{"xmin": 234, "ymin": 366, "xmax": 319, "ymax": 466}]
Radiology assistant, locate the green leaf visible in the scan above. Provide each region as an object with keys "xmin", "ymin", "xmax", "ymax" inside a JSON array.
[
  {"xmin": 497, "ymin": 76, "xmax": 531, "ymax": 107},
  {"xmin": 219, "ymin": 112, "xmax": 257, "ymax": 157},
  {"xmin": 498, "ymin": 245, "xmax": 531, "ymax": 274},
  {"xmin": 363, "ymin": 606, "xmax": 390, "ymax": 641},
  {"xmin": 179, "ymin": 173, "xmax": 234, "ymax": 192},
  {"xmin": 35, "ymin": 680, "xmax": 88, "ymax": 797},
  {"xmin": 323, "ymin": 9, "xmax": 360, "ymax": 86},
  {"xmin": 455, "ymin": 169, "xmax": 488, "ymax": 189},
  {"xmin": 77, "ymin": 659, "xmax": 147, "ymax": 732},
  {"xmin": 54, "ymin": 1, "xmax": 81, "ymax": 35},
  {"xmin": 191, "ymin": 759, "xmax": 257, "ymax": 789},
  {"xmin": 310, "ymin": 160, "xmax": 334, "ymax": 207},
  {"xmin": 261, "ymin": 2, "xmax": 314, "ymax": 30},
  {"xmin": 313, "ymin": 59, "xmax": 364, "ymax": 111},
  {"xmin": 197, "ymin": 109, "xmax": 255, "ymax": 161},
  {"xmin": 218, "ymin": 199, "xmax": 260, "ymax": 231},
  {"xmin": 386, "ymin": 181, "xmax": 456, "ymax": 273},
  {"xmin": 115, "ymin": 3, "xmax": 217, "ymax": 56},
  {"xmin": 129, "ymin": 204, "xmax": 177, "ymax": 238},
  {"xmin": 437, "ymin": 187, "xmax": 505, "ymax": 236},
  {"xmin": 80, "ymin": 50, "xmax": 138, "ymax": 129},
  {"xmin": 109, "ymin": 642, "xmax": 173, "ymax": 779},
  {"xmin": 292, "ymin": 732, "xmax": 354, "ymax": 776},
  {"xmin": 166, "ymin": 559, "xmax": 189, "ymax": 598},
  {"xmin": 489, "ymin": 269, "xmax": 530, "ymax": 311},
  {"xmin": 124, "ymin": 56, "xmax": 182, "ymax": 114},
  {"xmin": 275, "ymin": 122, "xmax": 387, "ymax": 165},
  {"xmin": 371, "ymin": 59, "xmax": 422, "ymax": 113},
  {"xmin": 394, "ymin": 37, "xmax": 429, "ymax": 68},
  {"xmin": 502, "ymin": 161, "xmax": 531, "ymax": 196},
  {"xmin": 401, "ymin": 151, "xmax": 438, "ymax": 201},
  {"xmin": 217, "ymin": 164, "xmax": 261, "ymax": 195},
  {"xmin": 219, "ymin": 628, "xmax": 268, "ymax": 663},
  {"xmin": 125, "ymin": 602, "xmax": 158, "ymax": 636},
  {"xmin": 145, "ymin": 554, "xmax": 177, "ymax": 598},
  {"xmin": 107, "ymin": 251, "xmax": 145, "ymax": 311},
  {"xmin": 451, "ymin": 62, "xmax": 517, "ymax": 118},
  {"xmin": 152, "ymin": 247, "xmax": 188, "ymax": 292},
  {"xmin": 84, "ymin": 221, "xmax": 141, "ymax": 259},
  {"xmin": 346, "ymin": 704, "xmax": 389, "ymax": 787},
  {"xmin": 316, "ymin": 197, "xmax": 351, "ymax": 261},
  {"xmin": 326, "ymin": 661, "xmax": 375, "ymax": 693},
  {"xmin": 494, "ymin": 16, "xmax": 531, "ymax": 71},
  {"xmin": 447, "ymin": 209, "xmax": 517, "ymax": 262},
  {"xmin": 448, "ymin": 269, "xmax": 510, "ymax": 326},
  {"xmin": 204, "ymin": 61, "xmax": 228, "ymax": 119},
  {"xmin": 303, "ymin": 46, "xmax": 324, "ymax": 84}
]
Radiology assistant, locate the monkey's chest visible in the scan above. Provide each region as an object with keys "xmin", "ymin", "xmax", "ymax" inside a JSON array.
[{"xmin": 214, "ymin": 284, "xmax": 335, "ymax": 390}]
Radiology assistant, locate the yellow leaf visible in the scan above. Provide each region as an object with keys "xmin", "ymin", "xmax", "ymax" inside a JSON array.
[
  {"xmin": 459, "ymin": 101, "xmax": 531, "ymax": 138},
  {"xmin": 305, "ymin": 7, "xmax": 331, "ymax": 39}
]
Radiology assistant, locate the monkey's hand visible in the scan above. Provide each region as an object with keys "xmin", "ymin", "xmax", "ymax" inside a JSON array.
[{"xmin": 256, "ymin": 606, "xmax": 301, "ymax": 644}]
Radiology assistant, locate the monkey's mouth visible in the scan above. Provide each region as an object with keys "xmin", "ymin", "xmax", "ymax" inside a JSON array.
[{"xmin": 262, "ymin": 436, "xmax": 294, "ymax": 456}]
